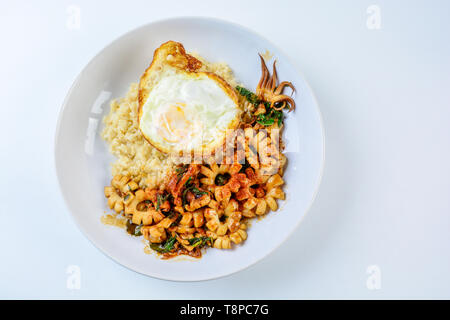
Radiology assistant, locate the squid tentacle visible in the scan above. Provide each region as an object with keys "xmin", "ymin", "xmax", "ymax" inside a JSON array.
[
  {"xmin": 257, "ymin": 54, "xmax": 270, "ymax": 97},
  {"xmin": 270, "ymin": 95, "xmax": 296, "ymax": 111},
  {"xmin": 256, "ymin": 54, "xmax": 296, "ymax": 112},
  {"xmin": 270, "ymin": 60, "xmax": 278, "ymax": 92},
  {"xmin": 274, "ymin": 81, "xmax": 296, "ymax": 96}
]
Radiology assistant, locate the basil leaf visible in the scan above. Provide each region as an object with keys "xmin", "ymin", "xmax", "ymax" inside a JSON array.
[
  {"xmin": 256, "ymin": 106, "xmax": 284, "ymax": 127},
  {"xmin": 256, "ymin": 114, "xmax": 275, "ymax": 126},
  {"xmin": 236, "ymin": 86, "xmax": 260, "ymax": 105},
  {"xmin": 182, "ymin": 188, "xmax": 190, "ymax": 206},
  {"xmin": 182, "ymin": 178, "xmax": 207, "ymax": 205},
  {"xmin": 236, "ymin": 87, "xmax": 285, "ymax": 126},
  {"xmin": 188, "ymin": 236, "xmax": 211, "ymax": 248},
  {"xmin": 150, "ymin": 244, "xmax": 166, "ymax": 253},
  {"xmin": 176, "ymin": 164, "xmax": 189, "ymax": 182},
  {"xmin": 215, "ymin": 173, "xmax": 230, "ymax": 186},
  {"xmin": 184, "ymin": 177, "xmax": 193, "ymax": 187},
  {"xmin": 150, "ymin": 236, "xmax": 177, "ymax": 253},
  {"xmin": 156, "ymin": 196, "xmax": 161, "ymax": 211},
  {"xmin": 134, "ymin": 224, "xmax": 142, "ymax": 236},
  {"xmin": 126, "ymin": 220, "xmax": 142, "ymax": 236},
  {"xmin": 156, "ymin": 194, "xmax": 170, "ymax": 211},
  {"xmin": 191, "ymin": 187, "xmax": 208, "ymax": 197}
]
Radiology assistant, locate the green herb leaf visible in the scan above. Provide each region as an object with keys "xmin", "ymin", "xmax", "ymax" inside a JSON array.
[
  {"xmin": 156, "ymin": 196, "xmax": 161, "ymax": 211},
  {"xmin": 134, "ymin": 224, "xmax": 142, "ymax": 236},
  {"xmin": 188, "ymin": 236, "xmax": 212, "ymax": 248},
  {"xmin": 182, "ymin": 189, "xmax": 189, "ymax": 206},
  {"xmin": 256, "ymin": 106, "xmax": 284, "ymax": 127},
  {"xmin": 236, "ymin": 87, "xmax": 285, "ymax": 126},
  {"xmin": 184, "ymin": 177, "xmax": 193, "ymax": 186},
  {"xmin": 169, "ymin": 213, "xmax": 182, "ymax": 227},
  {"xmin": 236, "ymin": 86, "xmax": 260, "ymax": 105},
  {"xmin": 191, "ymin": 187, "xmax": 208, "ymax": 197},
  {"xmin": 176, "ymin": 164, "xmax": 189, "ymax": 183},
  {"xmin": 156, "ymin": 193, "xmax": 169, "ymax": 211},
  {"xmin": 150, "ymin": 244, "xmax": 168, "ymax": 253},
  {"xmin": 181, "ymin": 177, "xmax": 208, "ymax": 206},
  {"xmin": 126, "ymin": 220, "xmax": 142, "ymax": 236},
  {"xmin": 150, "ymin": 236, "xmax": 177, "ymax": 253},
  {"xmin": 256, "ymin": 114, "xmax": 275, "ymax": 126},
  {"xmin": 215, "ymin": 173, "xmax": 230, "ymax": 186},
  {"xmin": 182, "ymin": 177, "xmax": 193, "ymax": 206},
  {"xmin": 176, "ymin": 164, "xmax": 189, "ymax": 174}
]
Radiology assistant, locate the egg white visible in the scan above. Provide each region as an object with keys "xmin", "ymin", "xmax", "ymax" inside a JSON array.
[{"xmin": 139, "ymin": 69, "xmax": 240, "ymax": 154}]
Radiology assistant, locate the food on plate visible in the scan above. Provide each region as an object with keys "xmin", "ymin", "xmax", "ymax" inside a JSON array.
[{"xmin": 101, "ymin": 41, "xmax": 295, "ymax": 259}]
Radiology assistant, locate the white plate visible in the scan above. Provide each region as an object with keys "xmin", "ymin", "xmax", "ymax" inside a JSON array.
[{"xmin": 55, "ymin": 17, "xmax": 324, "ymax": 281}]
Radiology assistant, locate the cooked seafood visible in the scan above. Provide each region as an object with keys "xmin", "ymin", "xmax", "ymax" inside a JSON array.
[
  {"xmin": 256, "ymin": 54, "xmax": 296, "ymax": 112},
  {"xmin": 101, "ymin": 41, "xmax": 296, "ymax": 259}
]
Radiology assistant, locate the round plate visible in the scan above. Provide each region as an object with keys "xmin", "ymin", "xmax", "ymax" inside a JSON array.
[{"xmin": 55, "ymin": 17, "xmax": 324, "ymax": 281}]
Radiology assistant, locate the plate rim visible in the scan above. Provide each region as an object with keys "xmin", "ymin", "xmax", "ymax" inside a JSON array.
[{"xmin": 54, "ymin": 16, "xmax": 326, "ymax": 282}]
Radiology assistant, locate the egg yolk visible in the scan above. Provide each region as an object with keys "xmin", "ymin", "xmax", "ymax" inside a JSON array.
[{"xmin": 156, "ymin": 102, "xmax": 194, "ymax": 143}]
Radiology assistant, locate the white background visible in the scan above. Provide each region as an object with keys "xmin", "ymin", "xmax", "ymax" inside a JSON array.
[{"xmin": 1, "ymin": 0, "xmax": 449, "ymax": 299}]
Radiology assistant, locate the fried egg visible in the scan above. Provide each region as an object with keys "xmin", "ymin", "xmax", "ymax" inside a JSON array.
[{"xmin": 138, "ymin": 41, "xmax": 241, "ymax": 155}]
